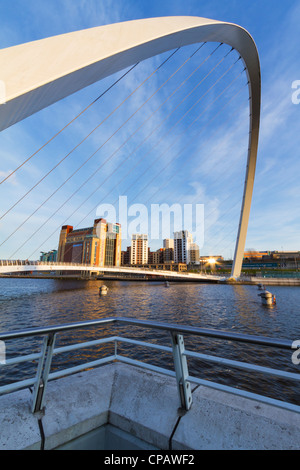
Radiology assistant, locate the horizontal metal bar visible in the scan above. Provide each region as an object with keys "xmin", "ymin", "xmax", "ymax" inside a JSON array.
[
  {"xmin": 115, "ymin": 355, "xmax": 176, "ymax": 378},
  {"xmin": 114, "ymin": 336, "xmax": 172, "ymax": 353},
  {"xmin": 52, "ymin": 336, "xmax": 171, "ymax": 357},
  {"xmin": 2, "ymin": 352, "xmax": 42, "ymax": 366},
  {"xmin": 184, "ymin": 350, "xmax": 300, "ymax": 381},
  {"xmin": 0, "ymin": 317, "xmax": 294, "ymax": 350},
  {"xmin": 114, "ymin": 317, "xmax": 294, "ymax": 350},
  {"xmin": 53, "ymin": 337, "xmax": 115, "ymax": 355},
  {"xmin": 0, "ymin": 317, "xmax": 116, "ymax": 341},
  {"xmin": 48, "ymin": 355, "xmax": 116, "ymax": 381},
  {"xmin": 0, "ymin": 377, "xmax": 37, "ymax": 395},
  {"xmin": 187, "ymin": 375, "xmax": 300, "ymax": 414}
]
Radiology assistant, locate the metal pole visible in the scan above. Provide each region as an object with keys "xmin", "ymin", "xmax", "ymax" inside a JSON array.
[
  {"xmin": 170, "ymin": 333, "xmax": 192, "ymax": 410},
  {"xmin": 31, "ymin": 333, "xmax": 56, "ymax": 413}
]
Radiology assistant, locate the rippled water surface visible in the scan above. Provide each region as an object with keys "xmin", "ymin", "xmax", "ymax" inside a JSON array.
[{"xmin": 0, "ymin": 277, "xmax": 299, "ymax": 405}]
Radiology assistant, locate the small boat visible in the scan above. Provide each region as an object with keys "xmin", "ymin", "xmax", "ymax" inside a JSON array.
[{"xmin": 99, "ymin": 285, "xmax": 109, "ymax": 295}]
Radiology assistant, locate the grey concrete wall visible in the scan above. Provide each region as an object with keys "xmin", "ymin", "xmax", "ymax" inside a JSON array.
[{"xmin": 1, "ymin": 362, "xmax": 300, "ymax": 450}]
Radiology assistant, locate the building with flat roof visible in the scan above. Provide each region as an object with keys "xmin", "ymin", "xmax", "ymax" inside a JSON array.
[
  {"xmin": 162, "ymin": 239, "xmax": 174, "ymax": 263},
  {"xmin": 57, "ymin": 219, "xmax": 121, "ymax": 267},
  {"xmin": 174, "ymin": 230, "xmax": 193, "ymax": 264},
  {"xmin": 40, "ymin": 249, "xmax": 57, "ymax": 262},
  {"xmin": 189, "ymin": 242, "xmax": 200, "ymax": 265},
  {"xmin": 131, "ymin": 234, "xmax": 148, "ymax": 265},
  {"xmin": 243, "ymin": 251, "xmax": 269, "ymax": 260},
  {"xmin": 121, "ymin": 247, "xmax": 131, "ymax": 266}
]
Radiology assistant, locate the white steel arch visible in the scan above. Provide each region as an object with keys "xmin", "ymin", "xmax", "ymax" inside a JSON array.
[{"xmin": 0, "ymin": 16, "xmax": 261, "ymax": 278}]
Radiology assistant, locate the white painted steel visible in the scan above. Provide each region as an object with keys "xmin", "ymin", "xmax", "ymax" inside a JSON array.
[
  {"xmin": 0, "ymin": 317, "xmax": 298, "ymax": 416},
  {"xmin": 0, "ymin": 260, "xmax": 225, "ymax": 281},
  {"xmin": 0, "ymin": 17, "xmax": 261, "ymax": 278}
]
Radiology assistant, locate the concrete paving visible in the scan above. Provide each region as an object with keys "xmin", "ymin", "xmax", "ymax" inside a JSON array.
[{"xmin": 1, "ymin": 362, "xmax": 300, "ymax": 450}]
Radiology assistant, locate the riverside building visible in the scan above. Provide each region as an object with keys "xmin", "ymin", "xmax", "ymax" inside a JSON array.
[
  {"xmin": 57, "ymin": 218, "xmax": 121, "ymax": 267},
  {"xmin": 174, "ymin": 230, "xmax": 193, "ymax": 264},
  {"xmin": 189, "ymin": 242, "xmax": 200, "ymax": 265},
  {"xmin": 163, "ymin": 238, "xmax": 174, "ymax": 263},
  {"xmin": 130, "ymin": 234, "xmax": 148, "ymax": 265}
]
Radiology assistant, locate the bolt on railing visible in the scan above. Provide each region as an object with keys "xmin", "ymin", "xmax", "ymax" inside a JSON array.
[{"xmin": 0, "ymin": 317, "xmax": 299, "ymax": 415}]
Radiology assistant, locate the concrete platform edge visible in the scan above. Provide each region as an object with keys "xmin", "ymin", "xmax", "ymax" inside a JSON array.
[{"xmin": 1, "ymin": 362, "xmax": 300, "ymax": 450}]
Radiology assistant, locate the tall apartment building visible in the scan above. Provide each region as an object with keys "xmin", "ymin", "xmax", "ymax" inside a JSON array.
[
  {"xmin": 189, "ymin": 242, "xmax": 200, "ymax": 264},
  {"xmin": 148, "ymin": 248, "xmax": 164, "ymax": 264},
  {"xmin": 174, "ymin": 230, "xmax": 193, "ymax": 264},
  {"xmin": 121, "ymin": 246, "xmax": 131, "ymax": 266},
  {"xmin": 163, "ymin": 238, "xmax": 174, "ymax": 262},
  {"xmin": 40, "ymin": 249, "xmax": 57, "ymax": 262},
  {"xmin": 57, "ymin": 218, "xmax": 121, "ymax": 267},
  {"xmin": 163, "ymin": 239, "xmax": 174, "ymax": 249},
  {"xmin": 131, "ymin": 234, "xmax": 148, "ymax": 265}
]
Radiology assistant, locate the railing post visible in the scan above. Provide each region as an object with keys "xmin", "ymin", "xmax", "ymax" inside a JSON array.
[
  {"xmin": 31, "ymin": 333, "xmax": 56, "ymax": 413},
  {"xmin": 170, "ymin": 332, "xmax": 192, "ymax": 411}
]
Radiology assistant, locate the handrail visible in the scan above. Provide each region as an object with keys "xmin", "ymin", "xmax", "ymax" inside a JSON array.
[
  {"xmin": 0, "ymin": 316, "xmax": 293, "ymax": 349},
  {"xmin": 0, "ymin": 260, "xmax": 227, "ymax": 281},
  {"xmin": 0, "ymin": 317, "xmax": 298, "ymax": 415},
  {"xmin": 0, "ymin": 259, "xmax": 90, "ymax": 267}
]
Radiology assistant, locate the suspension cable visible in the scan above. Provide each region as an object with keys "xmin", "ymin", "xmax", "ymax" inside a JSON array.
[
  {"xmin": 64, "ymin": 48, "xmax": 239, "ymax": 229},
  {"xmin": 0, "ymin": 48, "xmax": 179, "ymax": 223},
  {"xmin": 0, "ymin": 63, "xmax": 139, "ymax": 186},
  {"xmin": 11, "ymin": 47, "xmax": 237, "ymax": 257},
  {"xmin": 27, "ymin": 61, "xmax": 247, "ymax": 259},
  {"xmin": 4, "ymin": 48, "xmax": 190, "ymax": 258},
  {"xmin": 9, "ymin": 46, "xmax": 248, "ymax": 260},
  {"xmin": 145, "ymin": 92, "xmax": 248, "ymax": 206},
  {"xmin": 8, "ymin": 44, "xmax": 217, "ymax": 257},
  {"xmin": 132, "ymin": 65, "xmax": 246, "ymax": 207}
]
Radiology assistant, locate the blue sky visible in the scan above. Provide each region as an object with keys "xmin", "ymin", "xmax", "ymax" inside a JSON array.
[{"xmin": 0, "ymin": 0, "xmax": 299, "ymax": 260}]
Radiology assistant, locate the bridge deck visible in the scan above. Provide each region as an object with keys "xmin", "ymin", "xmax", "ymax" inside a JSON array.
[{"xmin": 0, "ymin": 260, "xmax": 225, "ymax": 282}]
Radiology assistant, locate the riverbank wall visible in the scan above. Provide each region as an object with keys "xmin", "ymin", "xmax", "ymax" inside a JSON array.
[{"xmin": 1, "ymin": 362, "xmax": 300, "ymax": 450}]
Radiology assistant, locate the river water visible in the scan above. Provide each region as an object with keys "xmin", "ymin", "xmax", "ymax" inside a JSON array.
[{"xmin": 0, "ymin": 277, "xmax": 299, "ymax": 405}]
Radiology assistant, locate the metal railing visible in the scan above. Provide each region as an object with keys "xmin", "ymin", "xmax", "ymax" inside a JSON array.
[
  {"xmin": 0, "ymin": 260, "xmax": 90, "ymax": 267},
  {"xmin": 0, "ymin": 259, "xmax": 224, "ymax": 278},
  {"xmin": 0, "ymin": 317, "xmax": 299, "ymax": 414}
]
